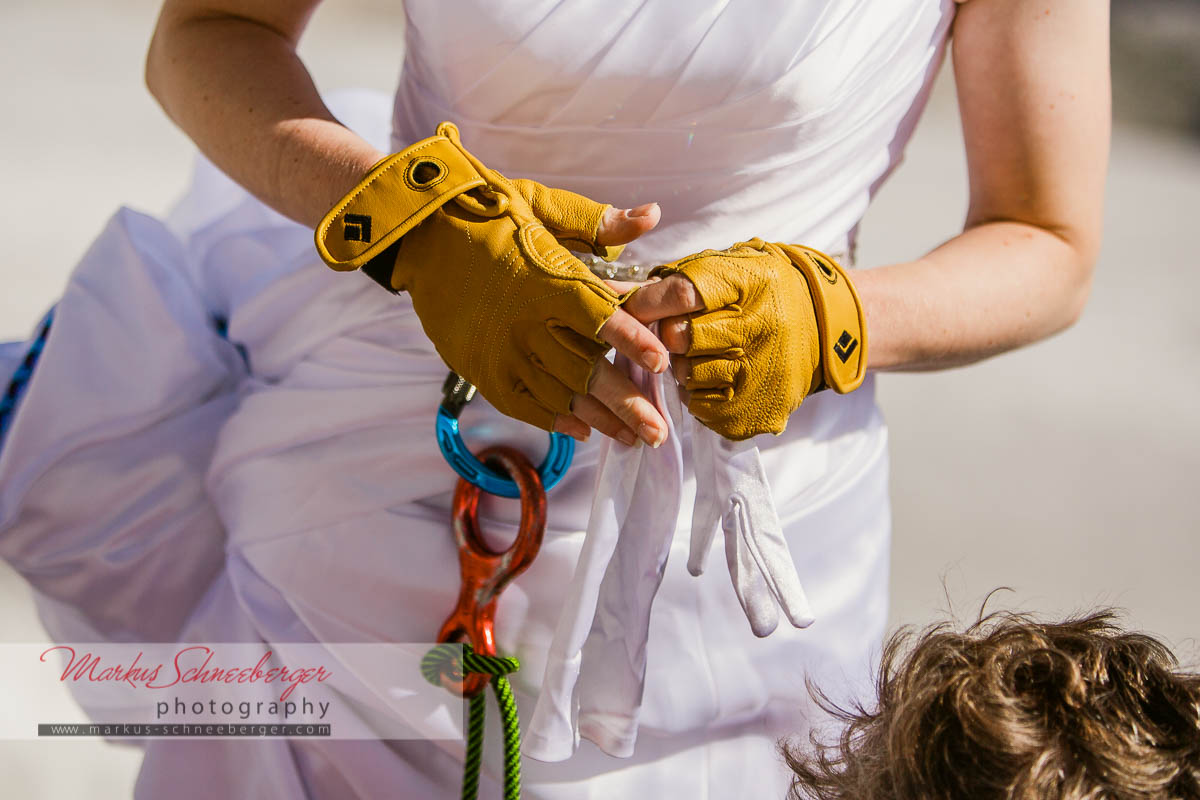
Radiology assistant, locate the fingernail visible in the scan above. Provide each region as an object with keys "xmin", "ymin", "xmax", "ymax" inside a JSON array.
[
  {"xmin": 638, "ymin": 423, "xmax": 665, "ymax": 449},
  {"xmin": 626, "ymin": 203, "xmax": 657, "ymax": 219},
  {"xmin": 645, "ymin": 349, "xmax": 668, "ymax": 373},
  {"xmin": 617, "ymin": 429, "xmax": 637, "ymax": 447},
  {"xmin": 574, "ymin": 430, "xmax": 590, "ymax": 443}
]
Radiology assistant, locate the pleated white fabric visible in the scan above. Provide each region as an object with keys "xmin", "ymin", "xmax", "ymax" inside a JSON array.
[{"xmin": 0, "ymin": 1, "xmax": 954, "ymax": 796}]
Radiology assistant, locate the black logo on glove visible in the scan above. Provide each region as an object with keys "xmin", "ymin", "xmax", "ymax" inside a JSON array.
[
  {"xmin": 344, "ymin": 214, "xmax": 373, "ymax": 243},
  {"xmin": 833, "ymin": 331, "xmax": 858, "ymax": 363}
]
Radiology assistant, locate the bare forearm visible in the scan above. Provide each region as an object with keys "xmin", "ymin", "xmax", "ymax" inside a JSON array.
[
  {"xmin": 859, "ymin": 0, "xmax": 1111, "ymax": 373},
  {"xmin": 145, "ymin": 6, "xmax": 384, "ymax": 227},
  {"xmin": 854, "ymin": 221, "xmax": 1094, "ymax": 371}
]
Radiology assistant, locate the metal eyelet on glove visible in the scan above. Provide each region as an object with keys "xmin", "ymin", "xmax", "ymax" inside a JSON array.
[
  {"xmin": 404, "ymin": 157, "xmax": 449, "ymax": 191},
  {"xmin": 435, "ymin": 371, "xmax": 573, "ymax": 497}
]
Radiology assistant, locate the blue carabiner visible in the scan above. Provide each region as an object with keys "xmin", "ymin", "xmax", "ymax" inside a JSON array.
[{"xmin": 436, "ymin": 372, "xmax": 573, "ymax": 498}]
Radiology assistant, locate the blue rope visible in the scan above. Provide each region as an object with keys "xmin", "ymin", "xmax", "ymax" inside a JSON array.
[
  {"xmin": 0, "ymin": 308, "xmax": 249, "ymax": 455},
  {"xmin": 0, "ymin": 308, "xmax": 55, "ymax": 449}
]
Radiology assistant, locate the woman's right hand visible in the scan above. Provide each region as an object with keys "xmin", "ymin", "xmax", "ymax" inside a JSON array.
[
  {"xmin": 316, "ymin": 122, "xmax": 670, "ymax": 447},
  {"xmin": 562, "ymin": 203, "xmax": 670, "ymax": 447},
  {"xmin": 149, "ymin": 3, "xmax": 669, "ymax": 447}
]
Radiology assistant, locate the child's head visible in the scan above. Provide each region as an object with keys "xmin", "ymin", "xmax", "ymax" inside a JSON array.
[{"xmin": 784, "ymin": 610, "xmax": 1200, "ymax": 799}]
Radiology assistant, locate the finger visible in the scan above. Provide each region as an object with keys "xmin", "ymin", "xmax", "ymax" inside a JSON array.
[
  {"xmin": 514, "ymin": 176, "xmax": 659, "ymax": 249},
  {"xmin": 687, "ymin": 357, "xmax": 739, "ymax": 393},
  {"xmin": 533, "ymin": 318, "xmax": 608, "ymax": 394},
  {"xmin": 570, "ymin": 393, "xmax": 638, "ymax": 447},
  {"xmin": 715, "ymin": 437, "xmax": 815, "ymax": 629},
  {"xmin": 671, "ymin": 356, "xmax": 690, "ymax": 386},
  {"xmin": 621, "ymin": 273, "xmax": 705, "ymax": 323},
  {"xmin": 685, "ymin": 359, "xmax": 760, "ymax": 440},
  {"xmin": 512, "ymin": 179, "xmax": 609, "ymax": 247},
  {"xmin": 660, "ymin": 315, "xmax": 692, "ymax": 354},
  {"xmin": 512, "ymin": 358, "xmax": 579, "ymax": 420},
  {"xmin": 552, "ymin": 413, "xmax": 591, "ymax": 442},
  {"xmin": 687, "ymin": 429, "xmax": 720, "ymax": 577},
  {"xmin": 597, "ymin": 306, "xmax": 669, "ymax": 374},
  {"xmin": 757, "ymin": 538, "xmax": 815, "ymax": 630},
  {"xmin": 720, "ymin": 494, "xmax": 780, "ymax": 636},
  {"xmin": 588, "ymin": 358, "xmax": 668, "ymax": 447},
  {"xmin": 602, "ymin": 276, "xmax": 659, "ymax": 295},
  {"xmin": 689, "ymin": 308, "xmax": 751, "ymax": 357},
  {"xmin": 597, "ymin": 203, "xmax": 660, "ymax": 246}
]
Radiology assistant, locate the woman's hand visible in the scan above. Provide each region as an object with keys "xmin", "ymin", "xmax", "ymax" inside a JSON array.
[
  {"xmin": 315, "ymin": 123, "xmax": 672, "ymax": 445},
  {"xmin": 565, "ymin": 203, "xmax": 671, "ymax": 447},
  {"xmin": 150, "ymin": 1, "xmax": 671, "ymax": 447},
  {"xmin": 620, "ymin": 240, "xmax": 867, "ymax": 441}
]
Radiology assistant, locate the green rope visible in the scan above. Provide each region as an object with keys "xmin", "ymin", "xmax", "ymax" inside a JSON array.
[{"xmin": 423, "ymin": 643, "xmax": 523, "ymax": 800}]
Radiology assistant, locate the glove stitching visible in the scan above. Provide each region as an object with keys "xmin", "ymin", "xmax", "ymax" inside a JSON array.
[
  {"xmin": 460, "ymin": 239, "xmax": 515, "ymax": 406},
  {"xmin": 761, "ymin": 273, "xmax": 784, "ymax": 435},
  {"xmin": 513, "ymin": 284, "xmax": 598, "ymax": 393},
  {"xmin": 448, "ymin": 219, "xmax": 476, "ymax": 367},
  {"xmin": 788, "ymin": 255, "xmax": 828, "ymax": 398},
  {"xmin": 511, "ymin": 380, "xmax": 557, "ymax": 429},
  {"xmin": 482, "ymin": 244, "xmax": 525, "ymax": 417},
  {"xmin": 525, "ymin": 344, "xmax": 581, "ymax": 405},
  {"xmin": 521, "ymin": 224, "xmax": 600, "ymax": 283}
]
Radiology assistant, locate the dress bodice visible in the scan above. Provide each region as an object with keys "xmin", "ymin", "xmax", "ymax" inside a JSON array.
[{"xmin": 394, "ymin": 0, "xmax": 955, "ymax": 262}]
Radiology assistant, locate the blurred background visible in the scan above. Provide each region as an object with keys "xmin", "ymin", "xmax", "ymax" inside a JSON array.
[{"xmin": 1, "ymin": 0, "xmax": 1197, "ymax": 795}]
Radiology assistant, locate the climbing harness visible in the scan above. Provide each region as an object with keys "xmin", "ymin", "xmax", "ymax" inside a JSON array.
[{"xmin": 424, "ymin": 440, "xmax": 547, "ymax": 800}]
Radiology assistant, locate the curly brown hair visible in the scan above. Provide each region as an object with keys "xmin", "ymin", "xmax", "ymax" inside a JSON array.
[{"xmin": 782, "ymin": 610, "xmax": 1200, "ymax": 800}]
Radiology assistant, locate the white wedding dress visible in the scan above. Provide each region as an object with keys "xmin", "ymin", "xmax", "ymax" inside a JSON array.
[{"xmin": 0, "ymin": 1, "xmax": 955, "ymax": 796}]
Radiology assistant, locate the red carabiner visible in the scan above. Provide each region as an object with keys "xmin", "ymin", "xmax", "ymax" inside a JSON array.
[{"xmin": 436, "ymin": 445, "xmax": 546, "ymax": 697}]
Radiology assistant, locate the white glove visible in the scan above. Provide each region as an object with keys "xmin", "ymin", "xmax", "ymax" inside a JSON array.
[
  {"xmin": 526, "ymin": 339, "xmax": 816, "ymax": 763},
  {"xmin": 688, "ymin": 427, "xmax": 815, "ymax": 637},
  {"xmin": 525, "ymin": 344, "xmax": 684, "ymax": 761}
]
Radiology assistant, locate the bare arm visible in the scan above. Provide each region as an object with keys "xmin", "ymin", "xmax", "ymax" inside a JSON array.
[
  {"xmin": 145, "ymin": 0, "xmax": 673, "ymax": 444},
  {"xmin": 852, "ymin": 0, "xmax": 1110, "ymax": 370},
  {"xmin": 145, "ymin": 0, "xmax": 385, "ymax": 227},
  {"xmin": 620, "ymin": 0, "xmax": 1110, "ymax": 439}
]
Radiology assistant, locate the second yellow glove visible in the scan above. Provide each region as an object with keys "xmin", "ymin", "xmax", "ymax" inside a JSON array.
[
  {"xmin": 315, "ymin": 122, "xmax": 626, "ymax": 431},
  {"xmin": 650, "ymin": 239, "xmax": 868, "ymax": 441}
]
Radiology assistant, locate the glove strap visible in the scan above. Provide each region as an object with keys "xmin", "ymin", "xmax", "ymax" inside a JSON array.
[
  {"xmin": 314, "ymin": 123, "xmax": 487, "ymax": 273},
  {"xmin": 780, "ymin": 244, "xmax": 868, "ymax": 394}
]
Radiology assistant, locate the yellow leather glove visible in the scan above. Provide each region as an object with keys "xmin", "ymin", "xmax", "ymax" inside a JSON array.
[
  {"xmin": 650, "ymin": 238, "xmax": 868, "ymax": 441},
  {"xmin": 315, "ymin": 122, "xmax": 626, "ymax": 431}
]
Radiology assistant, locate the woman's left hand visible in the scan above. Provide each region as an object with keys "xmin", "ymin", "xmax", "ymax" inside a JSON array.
[{"xmin": 620, "ymin": 239, "xmax": 867, "ymax": 440}]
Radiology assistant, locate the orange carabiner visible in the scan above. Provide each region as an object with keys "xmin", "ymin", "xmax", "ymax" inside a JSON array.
[{"xmin": 436, "ymin": 445, "xmax": 546, "ymax": 697}]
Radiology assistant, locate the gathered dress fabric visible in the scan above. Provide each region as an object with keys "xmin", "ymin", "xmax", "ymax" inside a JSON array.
[{"xmin": 0, "ymin": 1, "xmax": 954, "ymax": 797}]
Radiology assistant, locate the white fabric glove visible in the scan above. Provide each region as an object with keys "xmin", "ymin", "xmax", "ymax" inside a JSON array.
[
  {"xmin": 688, "ymin": 430, "xmax": 815, "ymax": 637},
  {"xmin": 525, "ymin": 345, "xmax": 683, "ymax": 761},
  {"xmin": 526, "ymin": 336, "xmax": 816, "ymax": 761}
]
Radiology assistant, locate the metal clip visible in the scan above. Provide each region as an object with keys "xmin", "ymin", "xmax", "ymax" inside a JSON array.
[
  {"xmin": 441, "ymin": 371, "xmax": 477, "ymax": 419},
  {"xmin": 436, "ymin": 446, "xmax": 546, "ymax": 697},
  {"xmin": 436, "ymin": 371, "xmax": 573, "ymax": 497}
]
